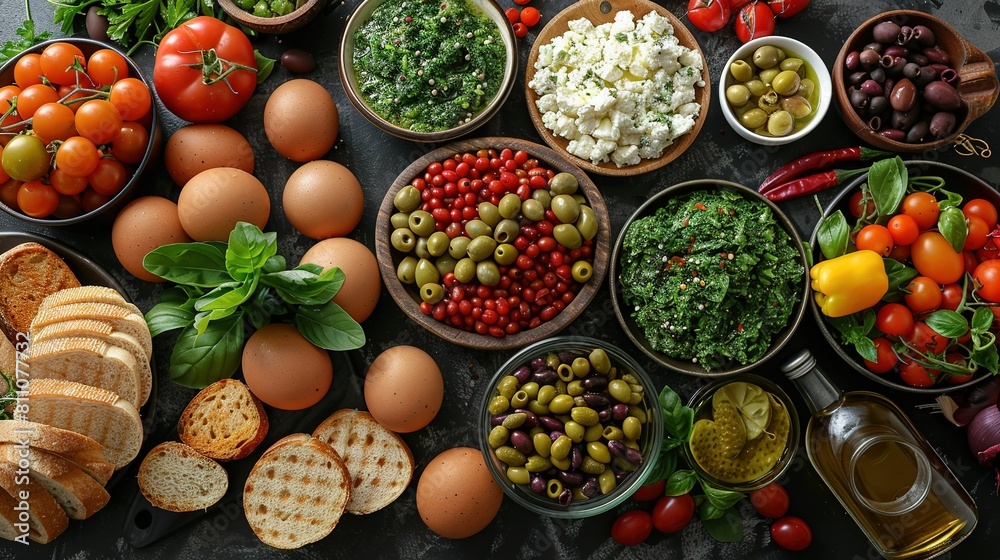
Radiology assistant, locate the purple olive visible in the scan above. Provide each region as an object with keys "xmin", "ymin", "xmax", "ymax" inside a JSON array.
[
  {"xmin": 868, "ymin": 95, "xmax": 889, "ymax": 115},
  {"xmin": 513, "ymin": 409, "xmax": 537, "ymax": 429},
  {"xmin": 906, "ymin": 120, "xmax": 930, "ymax": 143},
  {"xmin": 930, "ymin": 111, "xmax": 957, "ymax": 138},
  {"xmin": 859, "ymin": 49, "xmax": 881, "ymax": 70},
  {"xmin": 538, "ymin": 416, "xmax": 564, "ymax": 433},
  {"xmin": 924, "ymin": 80, "xmax": 961, "ymax": 111},
  {"xmin": 897, "ymin": 25, "xmax": 914, "ymax": 46},
  {"xmin": 612, "ymin": 403, "xmax": 629, "ymax": 422},
  {"xmin": 883, "ymin": 45, "xmax": 908, "ymax": 59},
  {"xmin": 909, "ymin": 53, "xmax": 930, "ymax": 66},
  {"xmin": 598, "ymin": 408, "xmax": 611, "ymax": 422},
  {"xmin": 848, "ymin": 71, "xmax": 869, "ymax": 86},
  {"xmin": 581, "ymin": 477, "xmax": 601, "ymax": 497},
  {"xmin": 867, "ymin": 115, "xmax": 884, "ymax": 130},
  {"xmin": 923, "ymin": 45, "xmax": 950, "ymax": 65},
  {"xmin": 557, "ymin": 352, "xmax": 577, "ymax": 364},
  {"xmin": 280, "ymin": 49, "xmax": 317, "ymax": 73},
  {"xmin": 549, "ymin": 430, "xmax": 566, "ymax": 441},
  {"xmin": 608, "ymin": 440, "xmax": 628, "ymax": 460},
  {"xmin": 915, "ymin": 66, "xmax": 939, "ymax": 86},
  {"xmin": 491, "ymin": 414, "xmax": 509, "ymax": 426},
  {"xmin": 558, "ymin": 470, "xmax": 585, "ymax": 487},
  {"xmin": 530, "ymin": 357, "xmax": 545, "ymax": 369},
  {"xmin": 880, "ymin": 128, "xmax": 906, "ymax": 141},
  {"xmin": 872, "ymin": 21, "xmax": 901, "ymax": 44},
  {"xmin": 902, "ymin": 62, "xmax": 921, "ymax": 80},
  {"xmin": 850, "ymin": 89, "xmax": 870, "ymax": 110},
  {"xmin": 860, "ymin": 79, "xmax": 883, "ymax": 96},
  {"xmin": 880, "ymin": 55, "xmax": 907, "ymax": 75},
  {"xmin": 581, "ymin": 392, "xmax": 609, "ymax": 409},
  {"xmin": 890, "ymin": 78, "xmax": 918, "ymax": 111},
  {"xmin": 845, "ymin": 51, "xmax": 861, "ymax": 71},
  {"xmin": 625, "ymin": 447, "xmax": 643, "ymax": 466},
  {"xmin": 863, "ymin": 42, "xmax": 885, "ymax": 54},
  {"xmin": 532, "ymin": 369, "xmax": 557, "ymax": 385},
  {"xmin": 510, "ymin": 430, "xmax": 534, "ymax": 455},
  {"xmin": 557, "ymin": 488, "xmax": 572, "ymax": 506},
  {"xmin": 570, "ymin": 446, "xmax": 583, "ymax": 470},
  {"xmin": 86, "ymin": 6, "xmax": 110, "ymax": 41},
  {"xmin": 869, "ymin": 67, "xmax": 886, "ymax": 83},
  {"xmin": 530, "ymin": 474, "xmax": 546, "ymax": 494},
  {"xmin": 940, "ymin": 68, "xmax": 959, "ymax": 86},
  {"xmin": 912, "ymin": 25, "xmax": 935, "ymax": 46},
  {"xmin": 514, "ymin": 366, "xmax": 532, "ymax": 384},
  {"xmin": 582, "ymin": 376, "xmax": 608, "ymax": 390}
]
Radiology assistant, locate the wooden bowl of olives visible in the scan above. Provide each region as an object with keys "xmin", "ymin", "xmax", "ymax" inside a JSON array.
[
  {"xmin": 720, "ymin": 36, "xmax": 832, "ymax": 145},
  {"xmin": 833, "ymin": 10, "xmax": 998, "ymax": 152},
  {"xmin": 218, "ymin": 0, "xmax": 327, "ymax": 34}
]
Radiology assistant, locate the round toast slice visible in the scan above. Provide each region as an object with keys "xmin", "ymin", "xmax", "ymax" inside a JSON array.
[
  {"xmin": 0, "ymin": 242, "xmax": 81, "ymax": 342},
  {"xmin": 138, "ymin": 442, "xmax": 228, "ymax": 512},
  {"xmin": 177, "ymin": 379, "xmax": 268, "ymax": 461}
]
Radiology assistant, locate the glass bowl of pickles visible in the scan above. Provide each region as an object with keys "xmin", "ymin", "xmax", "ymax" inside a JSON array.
[{"xmin": 682, "ymin": 374, "xmax": 799, "ymax": 492}]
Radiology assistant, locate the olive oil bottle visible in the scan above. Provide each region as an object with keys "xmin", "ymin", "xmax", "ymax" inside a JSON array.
[{"xmin": 781, "ymin": 350, "xmax": 977, "ymax": 559}]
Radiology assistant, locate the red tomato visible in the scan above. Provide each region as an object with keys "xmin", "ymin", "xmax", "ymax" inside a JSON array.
[
  {"xmin": 687, "ymin": 0, "xmax": 731, "ymax": 33},
  {"xmin": 652, "ymin": 494, "xmax": 695, "ymax": 533},
  {"xmin": 111, "ymin": 122, "xmax": 150, "ymax": 165},
  {"xmin": 901, "ymin": 192, "xmax": 940, "ymax": 230},
  {"xmin": 976, "ymin": 238, "xmax": 1000, "ymax": 263},
  {"xmin": 849, "ymin": 190, "xmax": 875, "ymax": 219},
  {"xmin": 49, "ymin": 168, "xmax": 88, "ymax": 196},
  {"xmin": 86, "ymin": 48, "xmax": 129, "ymax": 87},
  {"xmin": 875, "ymin": 303, "xmax": 914, "ymax": 338},
  {"xmin": 904, "ymin": 276, "xmax": 942, "ymax": 314},
  {"xmin": 728, "ymin": 0, "xmax": 752, "ymax": 9},
  {"xmin": 513, "ymin": 0, "xmax": 530, "ymax": 5},
  {"xmin": 974, "ymin": 260, "xmax": 1000, "ymax": 302},
  {"xmin": 14, "ymin": 84, "xmax": 59, "ymax": 120},
  {"xmin": 767, "ymin": 0, "xmax": 810, "ymax": 17},
  {"xmin": 945, "ymin": 353, "xmax": 973, "ymax": 385},
  {"xmin": 55, "ymin": 136, "xmax": 101, "ymax": 178},
  {"xmin": 631, "ymin": 479, "xmax": 665, "ymax": 501},
  {"xmin": 911, "ymin": 231, "xmax": 965, "ymax": 285},
  {"xmin": 88, "ymin": 158, "xmax": 128, "ymax": 196},
  {"xmin": 505, "ymin": 7, "xmax": 519, "ymax": 23},
  {"xmin": 940, "ymin": 283, "xmax": 964, "ymax": 311},
  {"xmin": 964, "ymin": 215, "xmax": 990, "ymax": 251},
  {"xmin": 109, "ymin": 78, "xmax": 152, "ymax": 122},
  {"xmin": 734, "ymin": 2, "xmax": 775, "ymax": 43},
  {"xmin": 40, "ymin": 42, "xmax": 87, "ymax": 86},
  {"xmin": 520, "ymin": 7, "xmax": 542, "ymax": 27},
  {"xmin": 771, "ymin": 516, "xmax": 812, "ymax": 551},
  {"xmin": 888, "ymin": 243, "xmax": 911, "ymax": 262},
  {"xmin": 898, "ymin": 360, "xmax": 938, "ymax": 387},
  {"xmin": 611, "ymin": 510, "xmax": 653, "ymax": 546},
  {"xmin": 16, "ymin": 180, "xmax": 60, "ymax": 217},
  {"xmin": 856, "ymin": 224, "xmax": 894, "ymax": 256},
  {"xmin": 75, "ymin": 100, "xmax": 124, "ymax": 146},
  {"xmin": 32, "ymin": 102, "xmax": 77, "ymax": 144},
  {"xmin": 750, "ymin": 483, "xmax": 790, "ymax": 518},
  {"xmin": 903, "ymin": 322, "xmax": 949, "ymax": 355},
  {"xmin": 887, "ymin": 214, "xmax": 919, "ymax": 246},
  {"xmin": 153, "ymin": 16, "xmax": 258, "ymax": 123},
  {"xmin": 14, "ymin": 53, "xmax": 44, "ymax": 89},
  {"xmin": 963, "ymin": 198, "xmax": 998, "ymax": 230},
  {"xmin": 864, "ymin": 337, "xmax": 898, "ymax": 374},
  {"xmin": 512, "ymin": 22, "xmax": 528, "ymax": 38}
]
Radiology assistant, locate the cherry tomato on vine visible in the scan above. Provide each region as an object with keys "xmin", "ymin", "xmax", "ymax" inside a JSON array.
[
  {"xmin": 631, "ymin": 479, "xmax": 665, "ymax": 501},
  {"xmin": 75, "ymin": 100, "xmax": 124, "ymax": 146},
  {"xmin": 504, "ymin": 7, "xmax": 519, "ymax": 23},
  {"xmin": 109, "ymin": 78, "xmax": 153, "ymax": 122},
  {"xmin": 1, "ymin": 134, "xmax": 49, "ymax": 182},
  {"xmin": 611, "ymin": 510, "xmax": 653, "ymax": 546},
  {"xmin": 55, "ymin": 136, "xmax": 101, "ymax": 178},
  {"xmin": 888, "ymin": 243, "xmax": 911, "ymax": 262},
  {"xmin": 766, "ymin": 0, "xmax": 810, "ymax": 18},
  {"xmin": 944, "ymin": 353, "xmax": 973, "ymax": 385},
  {"xmin": 520, "ymin": 7, "xmax": 542, "ymax": 27},
  {"xmin": 687, "ymin": 0, "xmax": 730, "ymax": 33},
  {"xmin": 963, "ymin": 198, "xmax": 998, "ymax": 230},
  {"xmin": 974, "ymin": 260, "xmax": 1000, "ymax": 303},
  {"xmin": 875, "ymin": 303, "xmax": 914, "ymax": 338},
  {"xmin": 849, "ymin": 189, "xmax": 876, "ymax": 219},
  {"xmin": 512, "ymin": 22, "xmax": 528, "ymax": 38},
  {"xmin": 911, "ymin": 231, "xmax": 964, "ymax": 285},
  {"xmin": 52, "ymin": 194, "xmax": 84, "ymax": 220},
  {"xmin": 734, "ymin": 2, "xmax": 775, "ymax": 43},
  {"xmin": 81, "ymin": 189, "xmax": 111, "ymax": 213},
  {"xmin": 86, "ymin": 48, "xmax": 129, "ymax": 87},
  {"xmin": 901, "ymin": 192, "xmax": 940, "ymax": 230},
  {"xmin": 864, "ymin": 337, "xmax": 898, "ymax": 374},
  {"xmin": 88, "ymin": 158, "xmax": 128, "ymax": 196},
  {"xmin": 14, "ymin": 53, "xmax": 44, "ymax": 88},
  {"xmin": 0, "ymin": 178, "xmax": 20, "ymax": 208},
  {"xmin": 15, "ymin": 84, "xmax": 59, "ymax": 120},
  {"xmin": 513, "ymin": 0, "xmax": 530, "ymax": 5},
  {"xmin": 771, "ymin": 516, "xmax": 812, "ymax": 551},
  {"xmin": 887, "ymin": 213, "xmax": 919, "ymax": 246},
  {"xmin": 749, "ymin": 482, "xmax": 789, "ymax": 518},
  {"xmin": 904, "ymin": 276, "xmax": 942, "ymax": 314},
  {"xmin": 40, "ymin": 42, "xmax": 87, "ymax": 86},
  {"xmin": 976, "ymin": 238, "xmax": 1000, "ymax": 263},
  {"xmin": 48, "ymin": 167, "xmax": 89, "ymax": 196},
  {"xmin": 898, "ymin": 360, "xmax": 938, "ymax": 388},
  {"xmin": 111, "ymin": 122, "xmax": 149, "ymax": 164},
  {"xmin": 0, "ymin": 85, "xmax": 24, "ymax": 130},
  {"xmin": 16, "ymin": 180, "xmax": 60, "ymax": 218},
  {"xmin": 940, "ymin": 283, "xmax": 964, "ymax": 311},
  {"xmin": 856, "ymin": 224, "xmax": 894, "ymax": 256},
  {"xmin": 904, "ymin": 322, "xmax": 949, "ymax": 355},
  {"xmin": 32, "ymin": 102, "xmax": 77, "ymax": 144},
  {"xmin": 57, "ymin": 84, "xmax": 88, "ymax": 113},
  {"xmin": 964, "ymin": 215, "xmax": 990, "ymax": 251},
  {"xmin": 652, "ymin": 493, "xmax": 695, "ymax": 533}
]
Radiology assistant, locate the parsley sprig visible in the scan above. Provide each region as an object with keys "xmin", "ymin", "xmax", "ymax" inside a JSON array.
[{"xmin": 0, "ymin": 0, "xmax": 51, "ymax": 63}]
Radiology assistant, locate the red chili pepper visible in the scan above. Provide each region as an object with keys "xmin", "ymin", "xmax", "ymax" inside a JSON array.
[
  {"xmin": 759, "ymin": 147, "xmax": 893, "ymax": 194},
  {"xmin": 763, "ymin": 167, "xmax": 869, "ymax": 202}
]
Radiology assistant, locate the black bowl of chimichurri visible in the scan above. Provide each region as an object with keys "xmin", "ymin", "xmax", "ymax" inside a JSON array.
[{"xmin": 340, "ymin": 0, "xmax": 517, "ymax": 141}]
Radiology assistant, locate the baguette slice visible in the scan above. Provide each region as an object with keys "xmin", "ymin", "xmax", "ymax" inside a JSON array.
[
  {"xmin": 0, "ymin": 461, "xmax": 69, "ymax": 544},
  {"xmin": 0, "ymin": 421, "xmax": 113, "ymax": 486},
  {"xmin": 244, "ymin": 434, "xmax": 350, "ymax": 549},
  {"xmin": 0, "ymin": 444, "xmax": 110, "ymax": 520},
  {"xmin": 26, "ymin": 379, "xmax": 143, "ymax": 469},
  {"xmin": 38, "ymin": 285, "xmax": 141, "ymax": 317},
  {"xmin": 31, "ymin": 320, "xmax": 152, "ymax": 407},
  {"xmin": 138, "ymin": 442, "xmax": 228, "ymax": 512},
  {"xmin": 0, "ymin": 333, "xmax": 16, "ymax": 380},
  {"xmin": 0, "ymin": 243, "xmax": 81, "ymax": 342},
  {"xmin": 26, "ymin": 336, "xmax": 141, "ymax": 408},
  {"xmin": 29, "ymin": 302, "xmax": 152, "ymax": 359},
  {"xmin": 178, "ymin": 379, "xmax": 268, "ymax": 461},
  {"xmin": 313, "ymin": 409, "xmax": 414, "ymax": 514}
]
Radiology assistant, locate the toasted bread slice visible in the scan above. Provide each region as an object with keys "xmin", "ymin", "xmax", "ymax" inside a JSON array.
[
  {"xmin": 38, "ymin": 285, "xmax": 140, "ymax": 316},
  {"xmin": 26, "ymin": 337, "xmax": 141, "ymax": 408},
  {"xmin": 29, "ymin": 302, "xmax": 152, "ymax": 359},
  {"xmin": 138, "ymin": 442, "xmax": 228, "ymax": 512},
  {"xmin": 0, "ymin": 462, "xmax": 68, "ymax": 544},
  {"xmin": 0, "ymin": 444, "xmax": 110, "ymax": 520},
  {"xmin": 244, "ymin": 434, "xmax": 350, "ymax": 549},
  {"xmin": 26, "ymin": 379, "xmax": 143, "ymax": 469},
  {"xmin": 312, "ymin": 409, "xmax": 414, "ymax": 514},
  {"xmin": 178, "ymin": 379, "xmax": 268, "ymax": 461},
  {"xmin": 0, "ymin": 421, "xmax": 113, "ymax": 486},
  {"xmin": 32, "ymin": 320, "xmax": 152, "ymax": 407},
  {"xmin": 0, "ymin": 243, "xmax": 81, "ymax": 342}
]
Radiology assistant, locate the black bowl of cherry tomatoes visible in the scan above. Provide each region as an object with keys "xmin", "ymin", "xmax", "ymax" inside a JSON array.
[
  {"xmin": 810, "ymin": 160, "xmax": 1000, "ymax": 394},
  {"xmin": 0, "ymin": 38, "xmax": 160, "ymax": 225}
]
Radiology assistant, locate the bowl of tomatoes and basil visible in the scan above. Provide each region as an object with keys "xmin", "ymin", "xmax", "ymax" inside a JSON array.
[
  {"xmin": 810, "ymin": 159, "xmax": 1000, "ymax": 393},
  {"xmin": 0, "ymin": 38, "xmax": 160, "ymax": 225}
]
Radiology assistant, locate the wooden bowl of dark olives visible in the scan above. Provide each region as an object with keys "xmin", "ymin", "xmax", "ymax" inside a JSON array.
[{"xmin": 834, "ymin": 10, "xmax": 998, "ymax": 152}]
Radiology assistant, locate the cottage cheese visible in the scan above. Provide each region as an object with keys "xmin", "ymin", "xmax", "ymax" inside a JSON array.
[{"xmin": 528, "ymin": 11, "xmax": 704, "ymax": 167}]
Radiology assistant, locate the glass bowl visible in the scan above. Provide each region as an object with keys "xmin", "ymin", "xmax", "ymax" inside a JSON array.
[
  {"xmin": 479, "ymin": 336, "xmax": 663, "ymax": 518},
  {"xmin": 682, "ymin": 373, "xmax": 799, "ymax": 492}
]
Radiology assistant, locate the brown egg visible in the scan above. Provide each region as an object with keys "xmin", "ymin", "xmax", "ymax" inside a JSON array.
[
  {"xmin": 363, "ymin": 346, "xmax": 443, "ymax": 433},
  {"xmin": 416, "ymin": 447, "xmax": 503, "ymax": 539},
  {"xmin": 177, "ymin": 167, "xmax": 270, "ymax": 241},
  {"xmin": 111, "ymin": 196, "xmax": 192, "ymax": 282},
  {"xmin": 300, "ymin": 238, "xmax": 380, "ymax": 323},
  {"xmin": 283, "ymin": 161, "xmax": 363, "ymax": 239},
  {"xmin": 164, "ymin": 124, "xmax": 255, "ymax": 187},
  {"xmin": 242, "ymin": 323, "xmax": 332, "ymax": 410},
  {"xmin": 264, "ymin": 79, "xmax": 338, "ymax": 162}
]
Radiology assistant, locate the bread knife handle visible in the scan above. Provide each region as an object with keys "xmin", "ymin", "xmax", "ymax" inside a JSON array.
[{"xmin": 124, "ymin": 492, "xmax": 209, "ymax": 548}]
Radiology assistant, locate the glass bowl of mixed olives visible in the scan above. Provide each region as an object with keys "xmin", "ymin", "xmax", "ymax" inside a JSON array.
[
  {"xmin": 480, "ymin": 336, "xmax": 663, "ymax": 518},
  {"xmin": 720, "ymin": 36, "xmax": 832, "ymax": 145}
]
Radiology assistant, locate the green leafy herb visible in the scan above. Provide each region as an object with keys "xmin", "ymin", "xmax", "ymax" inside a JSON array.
[
  {"xmin": 1, "ymin": 0, "xmax": 51, "ymax": 63},
  {"xmin": 254, "ymin": 50, "xmax": 275, "ymax": 83},
  {"xmin": 868, "ymin": 156, "xmax": 907, "ymax": 217},
  {"xmin": 144, "ymin": 222, "xmax": 365, "ymax": 387},
  {"xmin": 817, "ymin": 210, "xmax": 849, "ymax": 260},
  {"xmin": 665, "ymin": 469, "xmax": 698, "ymax": 496},
  {"xmin": 700, "ymin": 508, "xmax": 744, "ymax": 542},
  {"xmin": 925, "ymin": 309, "xmax": 969, "ymax": 339},
  {"xmin": 938, "ymin": 206, "xmax": 968, "ymax": 253},
  {"xmin": 0, "ymin": 371, "xmax": 18, "ymax": 420},
  {"xmin": 828, "ymin": 309, "xmax": 877, "ymax": 362},
  {"xmin": 882, "ymin": 258, "xmax": 918, "ymax": 301}
]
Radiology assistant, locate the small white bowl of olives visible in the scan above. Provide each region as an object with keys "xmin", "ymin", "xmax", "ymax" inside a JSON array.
[{"xmin": 720, "ymin": 36, "xmax": 832, "ymax": 145}]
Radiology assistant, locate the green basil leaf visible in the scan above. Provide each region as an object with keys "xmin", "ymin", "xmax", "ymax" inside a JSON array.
[
  {"xmin": 168, "ymin": 312, "xmax": 245, "ymax": 388},
  {"xmin": 938, "ymin": 206, "xmax": 969, "ymax": 253},
  {"xmin": 869, "ymin": 156, "xmax": 907, "ymax": 217},
  {"xmin": 817, "ymin": 210, "xmax": 850, "ymax": 260},
  {"xmin": 661, "ymin": 437, "xmax": 685, "ymax": 452},
  {"xmin": 665, "ymin": 469, "xmax": 698, "ymax": 496},
  {"xmin": 195, "ymin": 277, "xmax": 259, "ymax": 314},
  {"xmin": 925, "ymin": 310, "xmax": 970, "ymax": 339},
  {"xmin": 671, "ymin": 407, "xmax": 694, "ymax": 441},
  {"xmin": 659, "ymin": 385, "xmax": 682, "ymax": 415},
  {"xmin": 972, "ymin": 307, "xmax": 994, "ymax": 334},
  {"xmin": 883, "ymin": 258, "xmax": 918, "ymax": 300},
  {"xmin": 854, "ymin": 337, "xmax": 878, "ymax": 363},
  {"xmin": 937, "ymin": 188, "xmax": 963, "ymax": 210},
  {"xmin": 294, "ymin": 301, "xmax": 366, "ymax": 350},
  {"xmin": 262, "ymin": 267, "xmax": 345, "ymax": 306},
  {"xmin": 144, "ymin": 299, "xmax": 197, "ymax": 337},
  {"xmin": 295, "ymin": 262, "xmax": 326, "ymax": 275},
  {"xmin": 254, "ymin": 50, "xmax": 276, "ymax": 84},
  {"xmin": 646, "ymin": 446, "xmax": 677, "ymax": 483},
  {"xmin": 827, "ymin": 314, "xmax": 863, "ymax": 338},
  {"xmin": 245, "ymin": 287, "xmax": 290, "ymax": 330},
  {"xmin": 226, "ymin": 222, "xmax": 277, "ymax": 279},
  {"xmin": 861, "ymin": 308, "xmax": 876, "ymax": 335},
  {"xmin": 263, "ymin": 255, "xmax": 286, "ymax": 274},
  {"xmin": 701, "ymin": 482, "xmax": 744, "ymax": 510},
  {"xmin": 972, "ymin": 344, "xmax": 1000, "ymax": 374},
  {"xmin": 698, "ymin": 501, "xmax": 726, "ymax": 521},
  {"xmin": 700, "ymin": 508, "xmax": 744, "ymax": 543},
  {"xmin": 143, "ymin": 242, "xmax": 230, "ymax": 287}
]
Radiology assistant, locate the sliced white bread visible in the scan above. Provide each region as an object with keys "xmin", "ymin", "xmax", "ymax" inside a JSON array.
[
  {"xmin": 0, "ymin": 242, "xmax": 80, "ymax": 342},
  {"xmin": 138, "ymin": 442, "xmax": 228, "ymax": 513},
  {"xmin": 38, "ymin": 285, "xmax": 140, "ymax": 317},
  {"xmin": 244, "ymin": 434, "xmax": 351, "ymax": 549},
  {"xmin": 26, "ymin": 379, "xmax": 143, "ymax": 469},
  {"xmin": 0, "ymin": 421, "xmax": 113, "ymax": 486},
  {"xmin": 312, "ymin": 409, "xmax": 414, "ymax": 514},
  {"xmin": 0, "ymin": 461, "xmax": 68, "ymax": 544},
  {"xmin": 32, "ymin": 320, "xmax": 152, "ymax": 407},
  {"xmin": 0, "ymin": 444, "xmax": 110, "ymax": 520},
  {"xmin": 0, "ymin": 333, "xmax": 16, "ymax": 379},
  {"xmin": 26, "ymin": 336, "xmax": 141, "ymax": 408},
  {"xmin": 0, "ymin": 485, "xmax": 22, "ymax": 542},
  {"xmin": 177, "ymin": 379, "xmax": 268, "ymax": 461},
  {"xmin": 29, "ymin": 302, "xmax": 152, "ymax": 359}
]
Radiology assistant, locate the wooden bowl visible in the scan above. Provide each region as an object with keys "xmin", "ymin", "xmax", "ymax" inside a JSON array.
[
  {"xmin": 525, "ymin": 0, "xmax": 710, "ymax": 176},
  {"xmin": 375, "ymin": 138, "xmax": 611, "ymax": 350},
  {"xmin": 218, "ymin": 0, "xmax": 327, "ymax": 34},
  {"xmin": 833, "ymin": 10, "xmax": 998, "ymax": 152}
]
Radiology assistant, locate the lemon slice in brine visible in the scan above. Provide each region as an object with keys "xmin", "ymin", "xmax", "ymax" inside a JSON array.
[{"xmin": 713, "ymin": 381, "xmax": 772, "ymax": 441}]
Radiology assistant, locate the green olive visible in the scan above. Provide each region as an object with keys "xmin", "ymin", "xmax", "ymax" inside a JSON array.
[
  {"xmin": 571, "ymin": 261, "xmax": 593, "ymax": 283},
  {"xmin": 407, "ymin": 210, "xmax": 435, "ymax": 237},
  {"xmin": 495, "ymin": 446, "xmax": 526, "ymax": 466},
  {"xmin": 602, "ymin": 426, "xmax": 624, "ymax": 441},
  {"xmin": 488, "ymin": 395, "xmax": 510, "ymax": 416},
  {"xmin": 532, "ymin": 189, "xmax": 552, "ymax": 209},
  {"xmin": 478, "ymin": 202, "xmax": 502, "ymax": 227},
  {"xmin": 772, "ymin": 70, "xmax": 801, "ymax": 96},
  {"xmin": 414, "ymin": 258, "xmax": 440, "ymax": 288},
  {"xmin": 414, "ymin": 237, "xmax": 432, "ymax": 260},
  {"xmin": 493, "ymin": 219, "xmax": 520, "ymax": 244},
  {"xmin": 587, "ymin": 442, "xmax": 611, "ymax": 464},
  {"xmin": 550, "ymin": 194, "xmax": 581, "ymax": 224},
  {"xmin": 520, "ymin": 382, "xmax": 539, "ymax": 400},
  {"xmin": 797, "ymin": 78, "xmax": 816, "ymax": 99},
  {"xmin": 779, "ymin": 57, "xmax": 804, "ymax": 72},
  {"xmin": 589, "ymin": 349, "xmax": 610, "ymax": 374},
  {"xmin": 548, "ymin": 172, "xmax": 579, "ymax": 195},
  {"xmin": 396, "ymin": 256, "xmax": 418, "ymax": 284},
  {"xmin": 767, "ymin": 110, "xmax": 795, "ymax": 136},
  {"xmin": 622, "ymin": 416, "xmax": 642, "ymax": 441},
  {"xmin": 744, "ymin": 78, "xmax": 767, "ymax": 97},
  {"xmin": 498, "ymin": 193, "xmax": 522, "ymax": 219},
  {"xmin": 725, "ymin": 84, "xmax": 752, "ymax": 107},
  {"xmin": 572, "ymin": 194, "xmax": 587, "ymax": 206},
  {"xmin": 488, "ymin": 426, "xmax": 508, "ymax": 448},
  {"xmin": 521, "ymin": 199, "xmax": 545, "ymax": 221},
  {"xmin": 575, "ymin": 205, "xmax": 598, "ymax": 241},
  {"xmin": 571, "ymin": 357, "xmax": 590, "ymax": 378},
  {"xmin": 556, "ymin": 363, "xmax": 574, "ymax": 382},
  {"xmin": 420, "ymin": 283, "xmax": 444, "ymax": 304},
  {"xmin": 553, "ymin": 224, "xmax": 582, "ymax": 250},
  {"xmin": 497, "ymin": 376, "xmax": 519, "ymax": 400},
  {"xmin": 464, "ymin": 219, "xmax": 492, "ymax": 239},
  {"xmin": 393, "ymin": 185, "xmax": 421, "ymax": 212},
  {"xmin": 566, "ymin": 380, "xmax": 584, "ymax": 396},
  {"xmin": 758, "ymin": 90, "xmax": 780, "ymax": 113},
  {"xmin": 533, "ymin": 433, "xmax": 552, "ymax": 457},
  {"xmin": 759, "ymin": 67, "xmax": 780, "ymax": 87},
  {"xmin": 550, "ymin": 455, "xmax": 571, "ymax": 471},
  {"xmin": 506, "ymin": 466, "xmax": 531, "ymax": 484},
  {"xmin": 476, "ymin": 260, "xmax": 500, "ymax": 286},
  {"xmin": 493, "ymin": 243, "xmax": 517, "ymax": 266},
  {"xmin": 627, "ymin": 405, "xmax": 647, "ymax": 424},
  {"xmin": 425, "ymin": 231, "xmax": 449, "ymax": 257},
  {"xmin": 550, "ymin": 435, "xmax": 572, "ymax": 460},
  {"xmin": 548, "ymin": 394, "xmax": 575, "ymax": 415},
  {"xmin": 466, "ymin": 236, "xmax": 497, "ymax": 262},
  {"xmin": 390, "ymin": 212, "xmax": 410, "ymax": 230},
  {"xmin": 524, "ymin": 455, "xmax": 552, "ymax": 473},
  {"xmin": 781, "ymin": 95, "xmax": 813, "ymax": 119},
  {"xmin": 390, "ymin": 228, "xmax": 416, "ymax": 252},
  {"xmin": 564, "ymin": 421, "xmax": 585, "ymax": 442},
  {"xmin": 527, "ymin": 400, "xmax": 549, "ymax": 416},
  {"xmin": 502, "ymin": 412, "xmax": 526, "ymax": 429},
  {"xmin": 598, "ymin": 470, "xmax": 617, "ymax": 494},
  {"xmin": 608, "ymin": 379, "xmax": 631, "ymax": 403},
  {"xmin": 434, "ymin": 254, "xmax": 457, "ymax": 276},
  {"xmin": 570, "ymin": 407, "xmax": 599, "ymax": 427},
  {"xmin": 510, "ymin": 390, "xmax": 529, "ymax": 409},
  {"xmin": 584, "ymin": 423, "xmax": 604, "ymax": 442},
  {"xmin": 453, "ymin": 257, "xmax": 476, "ymax": 283},
  {"xmin": 775, "ymin": 47, "xmax": 787, "ymax": 62},
  {"xmin": 729, "ymin": 59, "xmax": 754, "ymax": 82},
  {"xmin": 536, "ymin": 384, "xmax": 556, "ymax": 405},
  {"xmin": 753, "ymin": 45, "xmax": 780, "ymax": 69},
  {"xmin": 449, "ymin": 236, "xmax": 471, "ymax": 259},
  {"xmin": 580, "ymin": 456, "xmax": 606, "ymax": 475}
]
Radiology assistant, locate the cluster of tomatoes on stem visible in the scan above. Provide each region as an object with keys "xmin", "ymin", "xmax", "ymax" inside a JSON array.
[
  {"xmin": 0, "ymin": 42, "xmax": 152, "ymax": 219},
  {"xmin": 686, "ymin": 0, "xmax": 809, "ymax": 43},
  {"xmin": 504, "ymin": 0, "xmax": 542, "ymax": 39}
]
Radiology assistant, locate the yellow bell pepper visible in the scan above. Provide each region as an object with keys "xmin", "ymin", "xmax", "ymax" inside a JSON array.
[{"xmin": 810, "ymin": 250, "xmax": 888, "ymax": 318}]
